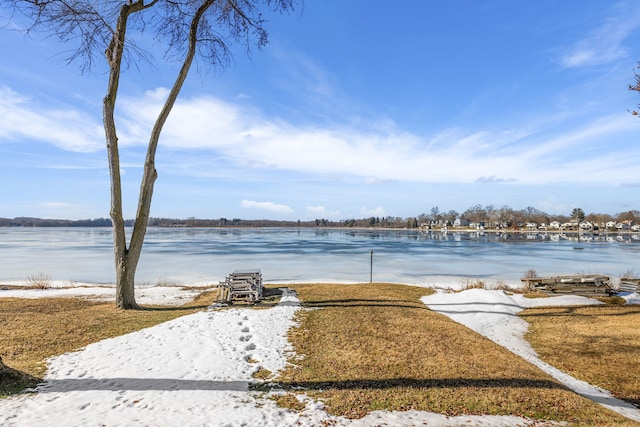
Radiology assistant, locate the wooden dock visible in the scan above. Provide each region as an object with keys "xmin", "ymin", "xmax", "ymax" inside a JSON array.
[
  {"xmin": 521, "ymin": 274, "xmax": 613, "ymax": 296},
  {"xmin": 216, "ymin": 269, "xmax": 263, "ymax": 303},
  {"xmin": 619, "ymin": 277, "xmax": 640, "ymax": 293}
]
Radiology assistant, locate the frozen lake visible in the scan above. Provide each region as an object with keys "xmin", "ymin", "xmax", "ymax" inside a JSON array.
[{"xmin": 1, "ymin": 227, "xmax": 639, "ymax": 288}]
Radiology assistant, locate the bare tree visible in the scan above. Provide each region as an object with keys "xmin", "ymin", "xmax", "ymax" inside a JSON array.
[
  {"xmin": 484, "ymin": 204, "xmax": 498, "ymax": 227},
  {"xmin": 4, "ymin": 0, "xmax": 295, "ymax": 309},
  {"xmin": 443, "ymin": 209, "xmax": 458, "ymax": 226},
  {"xmin": 616, "ymin": 210, "xmax": 640, "ymax": 222},
  {"xmin": 497, "ymin": 205, "xmax": 514, "ymax": 228},
  {"xmin": 631, "ymin": 62, "xmax": 640, "ymax": 116},
  {"xmin": 462, "ymin": 204, "xmax": 487, "ymax": 224},
  {"xmin": 429, "ymin": 206, "xmax": 441, "ymax": 221},
  {"xmin": 586, "ymin": 212, "xmax": 612, "ymax": 228}
]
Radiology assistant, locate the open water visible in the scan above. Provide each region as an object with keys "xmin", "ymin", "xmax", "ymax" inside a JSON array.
[{"xmin": 1, "ymin": 227, "xmax": 639, "ymax": 287}]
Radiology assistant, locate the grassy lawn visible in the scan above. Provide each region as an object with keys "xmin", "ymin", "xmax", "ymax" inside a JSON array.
[
  {"xmin": 277, "ymin": 283, "xmax": 638, "ymax": 426},
  {"xmin": 521, "ymin": 304, "xmax": 640, "ymax": 408}
]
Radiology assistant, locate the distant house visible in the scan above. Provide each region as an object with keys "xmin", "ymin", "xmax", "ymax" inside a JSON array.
[
  {"xmin": 579, "ymin": 221, "xmax": 594, "ymax": 230},
  {"xmin": 606, "ymin": 221, "xmax": 617, "ymax": 230},
  {"xmin": 454, "ymin": 218, "xmax": 469, "ymax": 227},
  {"xmin": 549, "ymin": 221, "xmax": 561, "ymax": 230},
  {"xmin": 526, "ymin": 222, "xmax": 537, "ymax": 230},
  {"xmin": 420, "ymin": 220, "xmax": 446, "ymax": 230}
]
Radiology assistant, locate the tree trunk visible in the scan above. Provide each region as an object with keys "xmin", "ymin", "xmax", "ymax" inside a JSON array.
[
  {"xmin": 104, "ymin": 2, "xmax": 146, "ymax": 310},
  {"xmin": 104, "ymin": 1, "xmax": 213, "ymax": 309}
]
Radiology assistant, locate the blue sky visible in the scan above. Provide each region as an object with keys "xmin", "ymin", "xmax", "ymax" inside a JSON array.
[{"xmin": 1, "ymin": 1, "xmax": 640, "ymax": 221}]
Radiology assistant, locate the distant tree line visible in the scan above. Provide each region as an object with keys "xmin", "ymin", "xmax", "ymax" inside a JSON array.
[
  {"xmin": 0, "ymin": 217, "xmax": 116, "ymax": 227},
  {"xmin": 1, "ymin": 205, "xmax": 640, "ymax": 229}
]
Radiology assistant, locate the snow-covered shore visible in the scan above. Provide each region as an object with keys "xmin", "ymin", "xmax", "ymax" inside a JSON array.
[
  {"xmin": 0, "ymin": 274, "xmax": 523, "ymax": 305},
  {"xmin": 0, "ymin": 282, "xmax": 206, "ymax": 306}
]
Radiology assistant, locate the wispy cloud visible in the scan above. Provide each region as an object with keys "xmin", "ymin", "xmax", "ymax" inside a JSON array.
[
  {"xmin": 31, "ymin": 201, "xmax": 99, "ymax": 219},
  {"xmin": 3, "ymin": 85, "xmax": 640, "ymax": 188},
  {"xmin": 0, "ymin": 86, "xmax": 104, "ymax": 152},
  {"xmin": 360, "ymin": 206, "xmax": 386, "ymax": 217},
  {"xmin": 240, "ymin": 200, "xmax": 294, "ymax": 214},
  {"xmin": 269, "ymin": 47, "xmax": 338, "ymax": 101},
  {"xmin": 560, "ymin": 2, "xmax": 640, "ymax": 68},
  {"xmin": 476, "ymin": 176, "xmax": 517, "ymax": 184},
  {"xmin": 306, "ymin": 205, "xmax": 340, "ymax": 217},
  {"xmin": 263, "ymin": 46, "xmax": 358, "ymax": 121}
]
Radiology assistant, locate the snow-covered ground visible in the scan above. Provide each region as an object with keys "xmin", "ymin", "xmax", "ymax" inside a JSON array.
[
  {"xmin": 1, "ymin": 284, "xmax": 639, "ymax": 426},
  {"xmin": 0, "ymin": 283, "xmax": 205, "ymax": 306}
]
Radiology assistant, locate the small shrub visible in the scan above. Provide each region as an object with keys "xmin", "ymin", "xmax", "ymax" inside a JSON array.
[
  {"xmin": 494, "ymin": 280, "xmax": 514, "ymax": 292},
  {"xmin": 26, "ymin": 273, "xmax": 51, "ymax": 289},
  {"xmin": 156, "ymin": 279, "xmax": 180, "ymax": 287},
  {"xmin": 462, "ymin": 279, "xmax": 485, "ymax": 290},
  {"xmin": 620, "ymin": 268, "xmax": 639, "ymax": 280}
]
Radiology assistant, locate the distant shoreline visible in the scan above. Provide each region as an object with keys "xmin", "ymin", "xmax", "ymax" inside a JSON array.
[
  {"xmin": 2, "ymin": 215, "xmax": 639, "ymax": 234},
  {"xmin": 2, "ymin": 223, "xmax": 640, "ymax": 235}
]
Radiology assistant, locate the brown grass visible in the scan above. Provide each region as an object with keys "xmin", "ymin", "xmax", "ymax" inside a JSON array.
[
  {"xmin": 272, "ymin": 392, "xmax": 306, "ymax": 412},
  {"xmin": 0, "ymin": 290, "xmax": 219, "ymax": 396},
  {"xmin": 276, "ymin": 283, "xmax": 637, "ymax": 426},
  {"xmin": 521, "ymin": 304, "xmax": 640, "ymax": 408},
  {"xmin": 252, "ymin": 367, "xmax": 273, "ymax": 380}
]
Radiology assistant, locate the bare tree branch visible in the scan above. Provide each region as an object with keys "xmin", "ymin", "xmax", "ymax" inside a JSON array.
[{"xmin": 630, "ymin": 62, "xmax": 640, "ymax": 116}]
